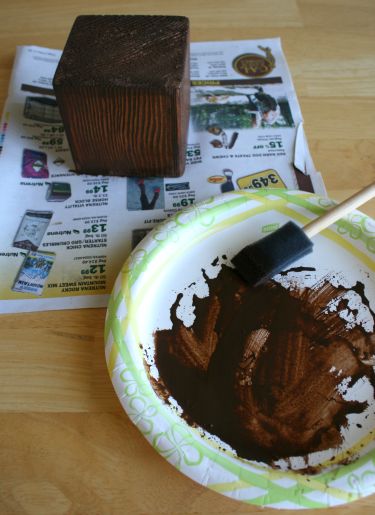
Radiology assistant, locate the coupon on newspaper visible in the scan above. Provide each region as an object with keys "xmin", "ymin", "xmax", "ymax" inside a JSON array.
[{"xmin": 0, "ymin": 40, "xmax": 326, "ymax": 313}]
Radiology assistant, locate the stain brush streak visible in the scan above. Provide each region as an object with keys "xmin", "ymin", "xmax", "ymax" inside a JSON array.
[{"xmin": 153, "ymin": 265, "xmax": 375, "ymax": 469}]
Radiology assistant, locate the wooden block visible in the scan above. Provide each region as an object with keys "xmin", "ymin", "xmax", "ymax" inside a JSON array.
[{"xmin": 53, "ymin": 15, "xmax": 190, "ymax": 177}]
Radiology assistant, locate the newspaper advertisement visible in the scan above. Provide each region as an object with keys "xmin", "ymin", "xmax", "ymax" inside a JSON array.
[{"xmin": 0, "ymin": 39, "xmax": 326, "ymax": 313}]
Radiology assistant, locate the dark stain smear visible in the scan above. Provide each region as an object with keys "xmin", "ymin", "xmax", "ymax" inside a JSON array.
[
  {"xmin": 279, "ymin": 266, "xmax": 316, "ymax": 275},
  {"xmin": 152, "ymin": 265, "xmax": 375, "ymax": 471}
]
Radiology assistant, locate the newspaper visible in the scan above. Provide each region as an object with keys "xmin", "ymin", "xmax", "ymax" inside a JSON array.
[{"xmin": 0, "ymin": 40, "xmax": 326, "ymax": 313}]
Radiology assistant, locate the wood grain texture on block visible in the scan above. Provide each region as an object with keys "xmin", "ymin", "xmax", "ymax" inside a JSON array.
[{"xmin": 53, "ymin": 15, "xmax": 190, "ymax": 177}]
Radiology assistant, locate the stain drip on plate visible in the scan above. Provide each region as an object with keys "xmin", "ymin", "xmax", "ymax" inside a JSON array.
[{"xmin": 152, "ymin": 264, "xmax": 375, "ymax": 470}]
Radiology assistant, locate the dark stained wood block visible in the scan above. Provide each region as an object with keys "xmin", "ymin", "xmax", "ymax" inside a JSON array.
[{"xmin": 53, "ymin": 15, "xmax": 190, "ymax": 177}]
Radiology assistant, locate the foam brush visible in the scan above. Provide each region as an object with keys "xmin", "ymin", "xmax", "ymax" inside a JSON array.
[{"xmin": 232, "ymin": 182, "xmax": 375, "ymax": 286}]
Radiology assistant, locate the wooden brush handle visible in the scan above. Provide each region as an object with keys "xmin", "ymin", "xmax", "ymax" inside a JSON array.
[{"xmin": 304, "ymin": 182, "xmax": 375, "ymax": 239}]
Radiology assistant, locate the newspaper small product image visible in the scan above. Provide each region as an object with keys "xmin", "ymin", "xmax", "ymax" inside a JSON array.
[
  {"xmin": 13, "ymin": 210, "xmax": 53, "ymax": 250},
  {"xmin": 23, "ymin": 96, "xmax": 62, "ymax": 124},
  {"xmin": 22, "ymin": 148, "xmax": 49, "ymax": 178},
  {"xmin": 45, "ymin": 181, "xmax": 71, "ymax": 201},
  {"xmin": 12, "ymin": 250, "xmax": 55, "ymax": 295}
]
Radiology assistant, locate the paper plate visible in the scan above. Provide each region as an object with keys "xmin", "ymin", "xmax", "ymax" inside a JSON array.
[{"xmin": 105, "ymin": 190, "xmax": 375, "ymax": 509}]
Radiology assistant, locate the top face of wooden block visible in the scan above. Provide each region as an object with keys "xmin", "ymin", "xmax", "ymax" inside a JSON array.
[{"xmin": 54, "ymin": 15, "xmax": 190, "ymax": 89}]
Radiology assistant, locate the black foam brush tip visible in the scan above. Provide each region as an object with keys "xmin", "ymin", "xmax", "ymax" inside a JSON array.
[
  {"xmin": 231, "ymin": 183, "xmax": 375, "ymax": 286},
  {"xmin": 231, "ymin": 221, "xmax": 314, "ymax": 286}
]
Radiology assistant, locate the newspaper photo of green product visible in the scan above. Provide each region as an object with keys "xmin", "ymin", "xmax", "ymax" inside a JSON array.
[
  {"xmin": 45, "ymin": 181, "xmax": 71, "ymax": 201},
  {"xmin": 12, "ymin": 250, "xmax": 55, "ymax": 295},
  {"xmin": 13, "ymin": 210, "xmax": 53, "ymax": 250}
]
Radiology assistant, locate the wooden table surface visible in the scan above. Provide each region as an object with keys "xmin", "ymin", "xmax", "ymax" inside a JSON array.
[{"xmin": 0, "ymin": 1, "xmax": 374, "ymax": 514}]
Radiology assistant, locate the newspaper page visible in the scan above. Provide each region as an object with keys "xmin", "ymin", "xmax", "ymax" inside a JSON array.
[{"xmin": 0, "ymin": 40, "xmax": 326, "ymax": 313}]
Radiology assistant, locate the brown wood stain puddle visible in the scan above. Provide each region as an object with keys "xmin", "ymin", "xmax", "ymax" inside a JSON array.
[{"xmin": 151, "ymin": 265, "xmax": 375, "ymax": 471}]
